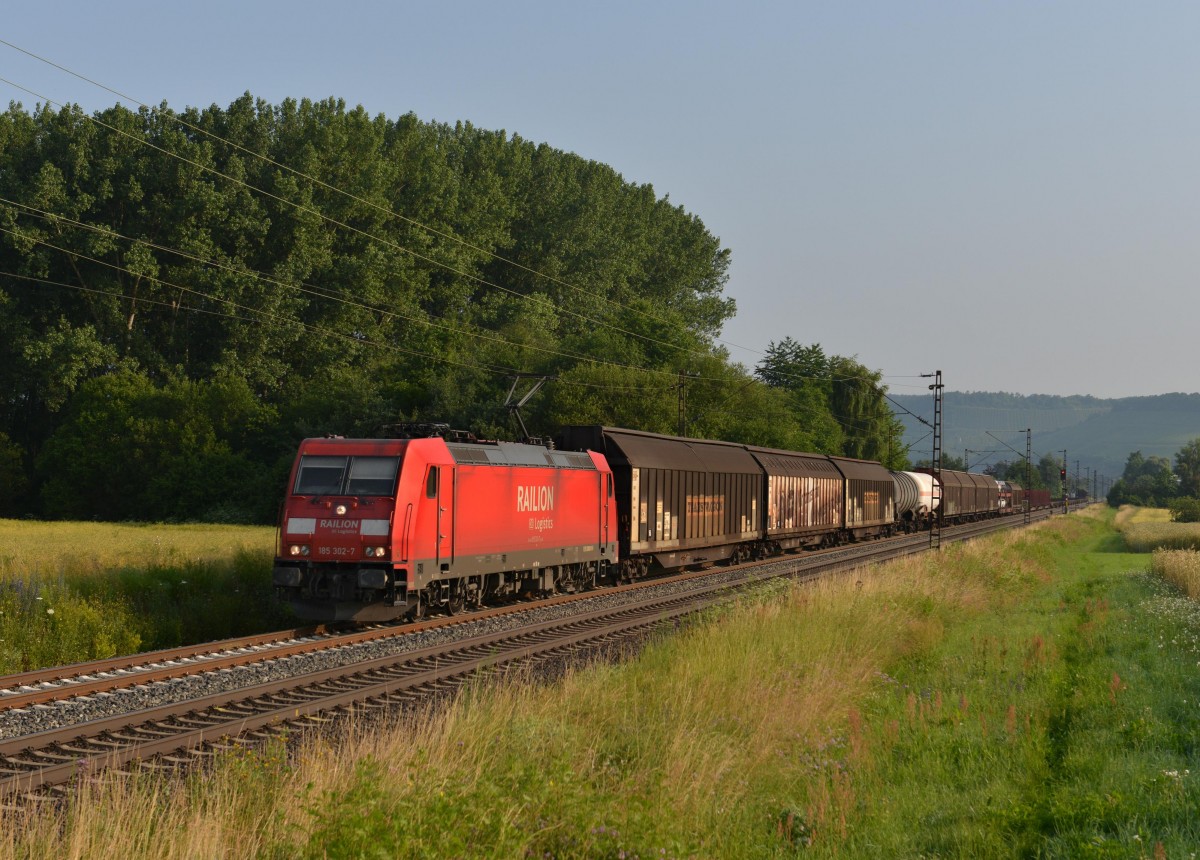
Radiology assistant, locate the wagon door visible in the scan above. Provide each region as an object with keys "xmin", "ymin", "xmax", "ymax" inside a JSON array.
[
  {"xmin": 603, "ymin": 472, "xmax": 612, "ymax": 550},
  {"xmin": 424, "ymin": 465, "xmax": 455, "ymax": 570},
  {"xmin": 438, "ymin": 467, "xmax": 455, "ymax": 569}
]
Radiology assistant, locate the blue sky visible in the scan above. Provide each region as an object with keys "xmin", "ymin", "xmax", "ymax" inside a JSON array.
[{"xmin": 3, "ymin": 2, "xmax": 1198, "ymax": 398}]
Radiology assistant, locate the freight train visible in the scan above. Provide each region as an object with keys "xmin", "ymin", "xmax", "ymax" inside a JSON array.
[{"xmin": 272, "ymin": 425, "xmax": 1044, "ymax": 623}]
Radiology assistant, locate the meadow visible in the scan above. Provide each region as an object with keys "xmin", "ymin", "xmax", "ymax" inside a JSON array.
[
  {"xmin": 7, "ymin": 505, "xmax": 1200, "ymax": 858},
  {"xmin": 0, "ymin": 520, "xmax": 289, "ymax": 672},
  {"xmin": 1113, "ymin": 504, "xmax": 1200, "ymax": 552}
]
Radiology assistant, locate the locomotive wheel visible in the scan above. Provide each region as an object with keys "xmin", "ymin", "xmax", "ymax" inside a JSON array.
[{"xmin": 446, "ymin": 581, "xmax": 466, "ymax": 615}]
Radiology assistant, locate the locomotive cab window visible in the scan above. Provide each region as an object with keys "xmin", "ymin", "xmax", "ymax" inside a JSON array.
[
  {"xmin": 346, "ymin": 457, "xmax": 400, "ymax": 496},
  {"xmin": 294, "ymin": 456, "xmax": 349, "ymax": 495},
  {"xmin": 425, "ymin": 467, "xmax": 439, "ymax": 498},
  {"xmin": 295, "ymin": 455, "xmax": 400, "ymax": 496}
]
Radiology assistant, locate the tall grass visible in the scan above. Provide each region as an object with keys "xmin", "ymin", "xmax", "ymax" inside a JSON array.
[
  {"xmin": 0, "ymin": 520, "xmax": 288, "ymax": 672},
  {"xmin": 1113, "ymin": 505, "xmax": 1200, "ymax": 552},
  {"xmin": 1153, "ymin": 549, "xmax": 1200, "ymax": 600},
  {"xmin": 0, "ymin": 516, "xmax": 1086, "ymax": 858},
  {"xmin": 0, "ymin": 519, "xmax": 273, "ymax": 579},
  {"xmin": 1113, "ymin": 504, "xmax": 1170, "ymax": 530}
]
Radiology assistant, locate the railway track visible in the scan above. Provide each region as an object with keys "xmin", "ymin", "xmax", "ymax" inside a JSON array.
[{"xmin": 0, "ymin": 507, "xmax": 1062, "ymax": 802}]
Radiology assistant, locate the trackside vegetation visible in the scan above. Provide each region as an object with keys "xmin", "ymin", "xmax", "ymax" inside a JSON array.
[
  {"xmin": 5, "ymin": 508, "xmax": 1200, "ymax": 857},
  {"xmin": 1114, "ymin": 504, "xmax": 1200, "ymax": 553},
  {"xmin": 0, "ymin": 519, "xmax": 284, "ymax": 672}
]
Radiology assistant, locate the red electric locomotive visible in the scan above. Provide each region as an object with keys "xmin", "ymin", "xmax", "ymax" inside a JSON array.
[{"xmin": 273, "ymin": 429, "xmax": 618, "ymax": 622}]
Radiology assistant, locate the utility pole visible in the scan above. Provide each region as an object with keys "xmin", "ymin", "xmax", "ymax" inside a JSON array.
[
  {"xmin": 1060, "ymin": 449, "xmax": 1069, "ymax": 513},
  {"xmin": 676, "ymin": 370, "xmax": 697, "ymax": 437},
  {"xmin": 1025, "ymin": 428, "xmax": 1032, "ymax": 525},
  {"xmin": 923, "ymin": 370, "xmax": 944, "ymax": 550}
]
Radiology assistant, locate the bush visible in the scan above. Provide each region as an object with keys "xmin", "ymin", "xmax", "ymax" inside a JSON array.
[{"xmin": 1170, "ymin": 497, "xmax": 1200, "ymax": 523}]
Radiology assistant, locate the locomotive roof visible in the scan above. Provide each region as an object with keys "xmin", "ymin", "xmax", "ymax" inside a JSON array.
[{"xmin": 446, "ymin": 440, "xmax": 598, "ymax": 470}]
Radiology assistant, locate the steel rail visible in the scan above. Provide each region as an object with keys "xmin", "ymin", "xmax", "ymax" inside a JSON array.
[
  {"xmin": 0, "ymin": 506, "xmax": 1059, "ymax": 714},
  {"xmin": 0, "ymin": 505, "xmax": 1068, "ymax": 800},
  {"xmin": 0, "ymin": 586, "xmax": 726, "ymax": 798}
]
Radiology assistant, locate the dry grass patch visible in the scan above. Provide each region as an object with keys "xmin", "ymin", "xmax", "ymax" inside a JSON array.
[
  {"xmin": 1112, "ymin": 505, "xmax": 1200, "ymax": 551},
  {"xmin": 1114, "ymin": 504, "xmax": 1170, "ymax": 530}
]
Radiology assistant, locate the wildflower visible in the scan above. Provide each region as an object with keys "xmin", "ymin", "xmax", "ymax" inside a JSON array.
[{"xmin": 46, "ymin": 608, "xmax": 54, "ymax": 616}]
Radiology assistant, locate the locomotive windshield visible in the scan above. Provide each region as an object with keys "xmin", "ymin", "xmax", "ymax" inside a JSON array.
[
  {"xmin": 346, "ymin": 456, "xmax": 400, "ymax": 495},
  {"xmin": 294, "ymin": 455, "xmax": 400, "ymax": 496}
]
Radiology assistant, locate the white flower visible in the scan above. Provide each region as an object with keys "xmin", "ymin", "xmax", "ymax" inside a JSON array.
[{"xmin": 46, "ymin": 608, "xmax": 54, "ymax": 615}]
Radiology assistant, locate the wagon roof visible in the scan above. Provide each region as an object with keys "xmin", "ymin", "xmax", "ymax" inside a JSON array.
[
  {"xmin": 828, "ymin": 456, "xmax": 894, "ymax": 482},
  {"xmin": 588, "ymin": 427, "xmax": 761, "ymax": 473}
]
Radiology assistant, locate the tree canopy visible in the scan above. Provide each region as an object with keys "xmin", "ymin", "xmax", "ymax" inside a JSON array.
[
  {"xmin": 1106, "ymin": 447, "xmax": 1188, "ymax": 508},
  {"xmin": 1, "ymin": 96, "xmax": 905, "ymax": 522}
]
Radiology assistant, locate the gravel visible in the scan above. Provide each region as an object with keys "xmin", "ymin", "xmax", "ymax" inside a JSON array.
[{"xmin": 0, "ymin": 563, "xmax": 778, "ymax": 743}]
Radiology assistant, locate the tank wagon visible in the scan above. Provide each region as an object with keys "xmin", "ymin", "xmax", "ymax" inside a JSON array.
[
  {"xmin": 891, "ymin": 470, "xmax": 938, "ymax": 531},
  {"xmin": 914, "ymin": 468, "xmax": 998, "ymax": 523},
  {"xmin": 273, "ymin": 425, "xmax": 1031, "ymax": 623}
]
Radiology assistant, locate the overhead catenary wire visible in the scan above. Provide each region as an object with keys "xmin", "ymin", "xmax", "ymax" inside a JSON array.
[
  {"xmin": 0, "ymin": 74, "xmax": 725, "ymax": 371},
  {"xmin": 0, "ymin": 37, "xmax": 764, "ymax": 359},
  {"xmin": 0, "ymin": 213, "xmax": 914, "ymax": 428},
  {"xmin": 0, "ymin": 196, "xmax": 921, "ymax": 423},
  {"xmin": 0, "ymin": 44, "xmax": 918, "ymax": 393},
  {"xmin": 0, "ymin": 198, "xmax": 708, "ymax": 387},
  {"xmin": 0, "ymin": 53, "xmax": 931, "ymax": 432}
]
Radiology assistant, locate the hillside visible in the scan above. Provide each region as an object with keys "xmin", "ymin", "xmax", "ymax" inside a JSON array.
[{"xmin": 888, "ymin": 391, "xmax": 1200, "ymax": 481}]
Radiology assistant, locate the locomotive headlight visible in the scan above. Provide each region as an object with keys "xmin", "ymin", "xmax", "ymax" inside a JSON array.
[
  {"xmin": 335, "ymin": 504, "xmax": 348, "ymax": 516},
  {"xmin": 289, "ymin": 545, "xmax": 302, "ymax": 556}
]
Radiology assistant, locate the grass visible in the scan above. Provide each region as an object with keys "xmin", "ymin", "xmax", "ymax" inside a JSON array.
[
  {"xmin": 1113, "ymin": 505, "xmax": 1200, "ymax": 552},
  {"xmin": 7, "ymin": 506, "xmax": 1200, "ymax": 857},
  {"xmin": 0, "ymin": 520, "xmax": 289, "ymax": 672},
  {"xmin": 1152, "ymin": 548, "xmax": 1200, "ymax": 601},
  {"xmin": 0, "ymin": 519, "xmax": 274, "ymax": 579},
  {"xmin": 818, "ymin": 508, "xmax": 1200, "ymax": 856}
]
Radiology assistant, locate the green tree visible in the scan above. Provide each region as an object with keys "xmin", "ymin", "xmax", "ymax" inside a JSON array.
[
  {"xmin": 1174, "ymin": 438, "xmax": 1200, "ymax": 497},
  {"xmin": 0, "ymin": 432, "xmax": 28, "ymax": 516},
  {"xmin": 1108, "ymin": 450, "xmax": 1179, "ymax": 507},
  {"xmin": 38, "ymin": 370, "xmax": 278, "ymax": 522},
  {"xmin": 828, "ymin": 355, "xmax": 907, "ymax": 468}
]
